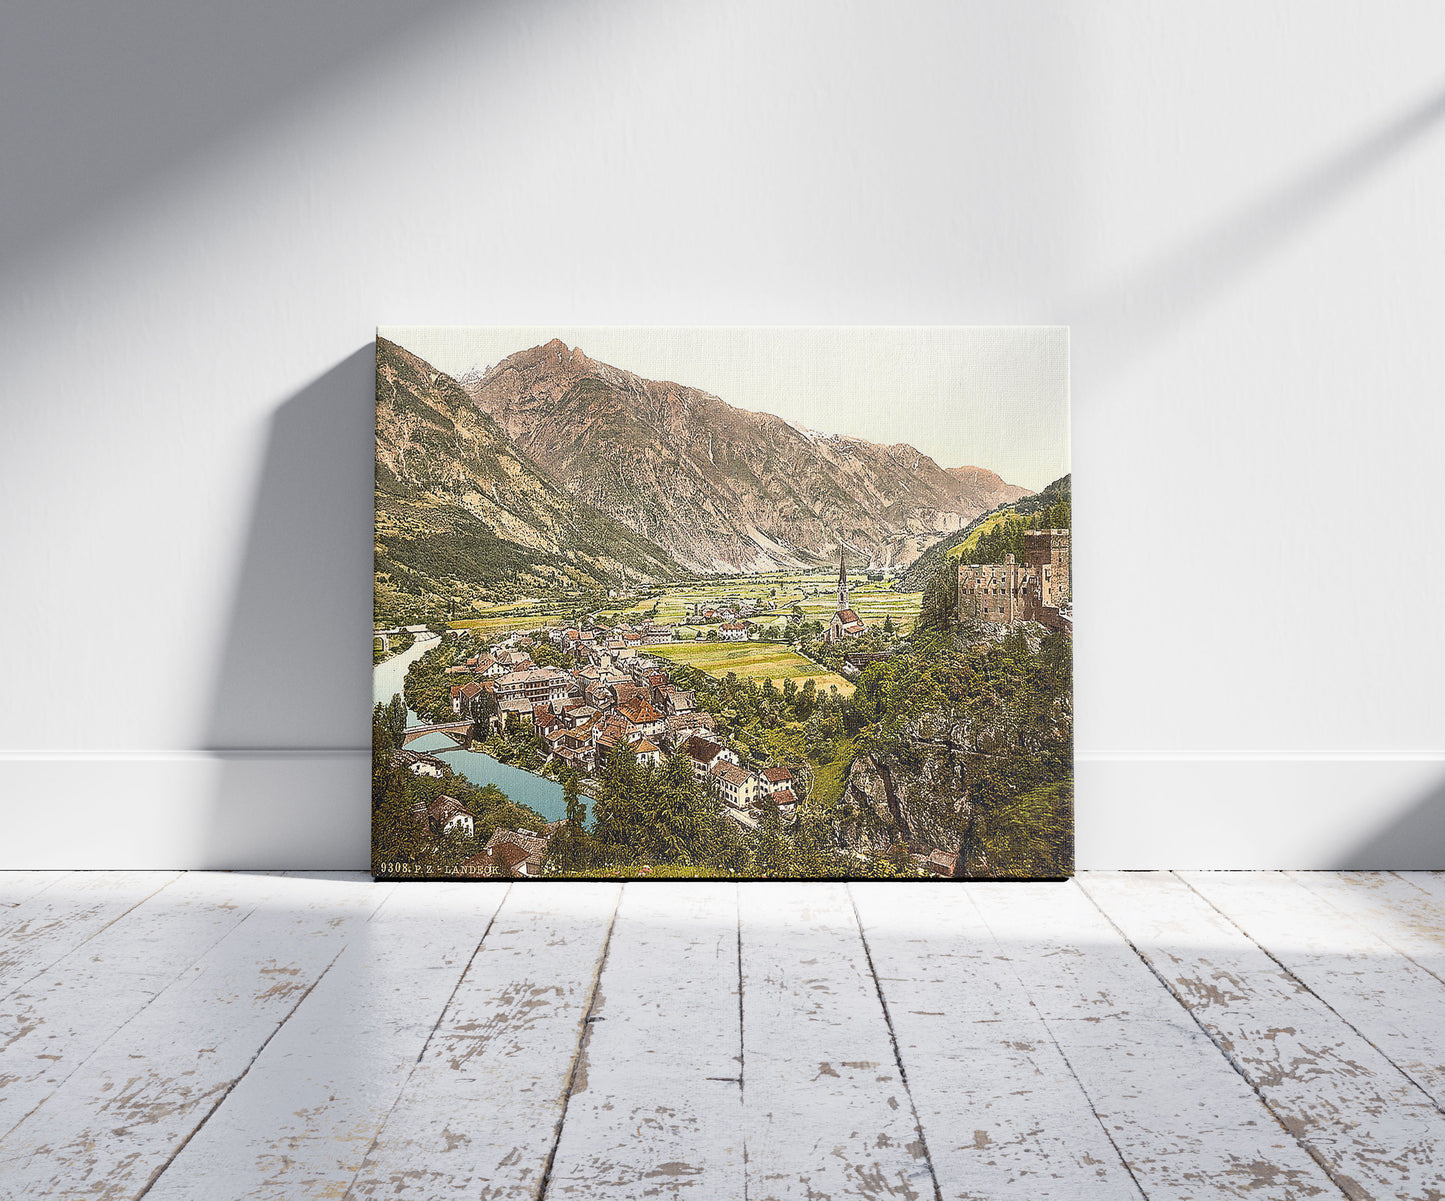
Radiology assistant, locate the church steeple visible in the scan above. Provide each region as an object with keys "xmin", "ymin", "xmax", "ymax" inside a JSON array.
[{"xmin": 836, "ymin": 542, "xmax": 849, "ymax": 611}]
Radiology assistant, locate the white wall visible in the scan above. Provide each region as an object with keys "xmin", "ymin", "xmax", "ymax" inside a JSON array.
[{"xmin": 3, "ymin": 1, "xmax": 1443, "ymax": 869}]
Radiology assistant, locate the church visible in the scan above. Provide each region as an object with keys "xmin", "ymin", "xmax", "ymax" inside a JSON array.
[{"xmin": 825, "ymin": 549, "xmax": 867, "ymax": 643}]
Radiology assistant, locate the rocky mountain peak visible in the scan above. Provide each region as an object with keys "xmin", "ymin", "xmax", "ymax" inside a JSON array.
[{"xmin": 455, "ymin": 343, "xmax": 1034, "ymax": 574}]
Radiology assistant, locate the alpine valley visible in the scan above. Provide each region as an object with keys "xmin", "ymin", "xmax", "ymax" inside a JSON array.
[{"xmin": 372, "ymin": 326, "xmax": 1072, "ymax": 885}]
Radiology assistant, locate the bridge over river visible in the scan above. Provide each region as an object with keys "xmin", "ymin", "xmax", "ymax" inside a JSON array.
[{"xmin": 401, "ymin": 721, "xmax": 472, "ymax": 746}]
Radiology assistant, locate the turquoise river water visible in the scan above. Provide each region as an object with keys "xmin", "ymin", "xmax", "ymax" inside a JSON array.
[{"xmin": 373, "ymin": 634, "xmax": 589, "ymax": 824}]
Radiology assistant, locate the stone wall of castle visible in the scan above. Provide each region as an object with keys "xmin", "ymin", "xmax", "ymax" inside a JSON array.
[{"xmin": 957, "ymin": 528, "xmax": 1071, "ymax": 629}]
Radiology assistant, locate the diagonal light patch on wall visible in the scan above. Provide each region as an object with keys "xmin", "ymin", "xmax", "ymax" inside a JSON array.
[{"xmin": 1069, "ymin": 82, "xmax": 1445, "ymax": 385}]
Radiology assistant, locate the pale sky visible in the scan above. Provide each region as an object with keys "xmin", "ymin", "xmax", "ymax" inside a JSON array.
[{"xmin": 380, "ymin": 326, "xmax": 1069, "ymax": 493}]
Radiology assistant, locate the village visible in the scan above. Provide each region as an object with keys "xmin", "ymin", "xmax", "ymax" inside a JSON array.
[
  {"xmin": 446, "ymin": 618, "xmax": 798, "ymax": 814},
  {"xmin": 386, "ymin": 530, "xmax": 1070, "ymax": 879},
  {"xmin": 385, "ymin": 559, "xmax": 890, "ymax": 877},
  {"xmin": 386, "ymin": 615, "xmax": 806, "ymax": 879}
]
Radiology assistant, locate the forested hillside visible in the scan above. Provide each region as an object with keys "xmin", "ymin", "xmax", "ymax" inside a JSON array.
[{"xmin": 898, "ymin": 475, "xmax": 1071, "ymax": 592}]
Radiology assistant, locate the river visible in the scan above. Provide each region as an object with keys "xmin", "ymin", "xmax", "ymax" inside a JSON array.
[{"xmin": 373, "ymin": 634, "xmax": 588, "ymax": 824}]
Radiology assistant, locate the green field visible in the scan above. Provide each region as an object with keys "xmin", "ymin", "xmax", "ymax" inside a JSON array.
[
  {"xmin": 601, "ymin": 571, "xmax": 924, "ymax": 632},
  {"xmin": 807, "ymin": 737, "xmax": 858, "ymax": 806},
  {"xmin": 443, "ymin": 568, "xmax": 923, "ymax": 646},
  {"xmin": 796, "ymin": 583, "xmax": 924, "ymax": 630},
  {"xmin": 450, "ymin": 612, "xmax": 563, "ymax": 636},
  {"xmin": 939, "ymin": 510, "xmax": 1018, "ymax": 563},
  {"xmin": 649, "ymin": 642, "xmax": 854, "ymax": 695}
]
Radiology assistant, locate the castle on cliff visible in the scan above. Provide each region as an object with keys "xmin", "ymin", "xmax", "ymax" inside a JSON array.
[{"xmin": 957, "ymin": 528, "xmax": 1071, "ymax": 633}]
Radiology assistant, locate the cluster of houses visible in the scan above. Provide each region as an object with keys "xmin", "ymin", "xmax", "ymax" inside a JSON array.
[
  {"xmin": 683, "ymin": 597, "xmax": 761, "ymax": 625},
  {"xmin": 405, "ymin": 793, "xmax": 556, "ymax": 879},
  {"xmin": 436, "ymin": 622, "xmax": 799, "ymax": 829}
]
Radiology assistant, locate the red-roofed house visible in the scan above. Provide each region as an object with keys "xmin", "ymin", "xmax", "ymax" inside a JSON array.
[
  {"xmin": 450, "ymin": 680, "xmax": 487, "ymax": 715},
  {"xmin": 615, "ymin": 696, "xmax": 665, "ymax": 739},
  {"xmin": 682, "ymin": 734, "xmax": 738, "ymax": 784},
  {"xmin": 462, "ymin": 828, "xmax": 549, "ymax": 879},
  {"xmin": 709, "ymin": 760, "xmax": 759, "ymax": 810},
  {"xmin": 494, "ymin": 667, "xmax": 573, "ymax": 704},
  {"xmin": 425, "ymin": 795, "xmax": 473, "ymax": 838},
  {"xmin": 760, "ymin": 765, "xmax": 795, "ymax": 796},
  {"xmin": 925, "ymin": 849, "xmax": 958, "ymax": 878}
]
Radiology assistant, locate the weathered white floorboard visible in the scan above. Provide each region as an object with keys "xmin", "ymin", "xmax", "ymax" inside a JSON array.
[
  {"xmin": 3, "ymin": 871, "xmax": 1445, "ymax": 1201},
  {"xmin": 543, "ymin": 882, "xmax": 744, "ymax": 1198},
  {"xmin": 143, "ymin": 881, "xmax": 510, "ymax": 1201},
  {"xmin": 852, "ymin": 883, "xmax": 1143, "ymax": 1200},
  {"xmin": 345, "ymin": 883, "xmax": 622, "ymax": 1199},
  {"xmin": 1289, "ymin": 872, "xmax": 1445, "ymax": 983},
  {"xmin": 1085, "ymin": 871, "xmax": 1445, "ymax": 1200},
  {"xmin": 0, "ymin": 870, "xmax": 67, "ymax": 908},
  {"xmin": 1184, "ymin": 871, "xmax": 1445, "ymax": 1111},
  {"xmin": 0, "ymin": 872, "xmax": 389, "ymax": 1199},
  {"xmin": 739, "ymin": 882, "xmax": 936, "ymax": 1201},
  {"xmin": 0, "ymin": 871, "xmax": 288, "ymax": 1140},
  {"xmin": 977, "ymin": 881, "xmax": 1341, "ymax": 1200},
  {"xmin": 1394, "ymin": 871, "xmax": 1445, "ymax": 910},
  {"xmin": 0, "ymin": 870, "xmax": 181, "ymax": 1001}
]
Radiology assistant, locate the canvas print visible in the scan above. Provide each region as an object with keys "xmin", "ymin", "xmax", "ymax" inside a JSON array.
[{"xmin": 372, "ymin": 327, "xmax": 1071, "ymax": 880}]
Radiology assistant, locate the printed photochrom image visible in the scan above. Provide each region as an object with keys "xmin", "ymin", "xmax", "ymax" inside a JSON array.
[{"xmin": 372, "ymin": 328, "xmax": 1071, "ymax": 880}]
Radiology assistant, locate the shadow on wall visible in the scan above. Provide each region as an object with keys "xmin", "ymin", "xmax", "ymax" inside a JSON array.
[
  {"xmin": 1335, "ymin": 772, "xmax": 1445, "ymax": 871},
  {"xmin": 200, "ymin": 348, "xmax": 375, "ymax": 869},
  {"xmin": 0, "ymin": 0, "xmax": 473, "ymax": 282}
]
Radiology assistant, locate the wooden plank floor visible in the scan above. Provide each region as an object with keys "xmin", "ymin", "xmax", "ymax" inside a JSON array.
[{"xmin": 2, "ymin": 874, "xmax": 1445, "ymax": 1199}]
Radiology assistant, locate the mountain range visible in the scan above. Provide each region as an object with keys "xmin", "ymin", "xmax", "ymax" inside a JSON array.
[
  {"xmin": 459, "ymin": 340, "xmax": 1031, "ymax": 574},
  {"xmin": 376, "ymin": 336, "xmax": 1033, "ymax": 601}
]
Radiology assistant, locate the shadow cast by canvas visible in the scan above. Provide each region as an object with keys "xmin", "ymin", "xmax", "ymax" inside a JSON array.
[{"xmin": 199, "ymin": 348, "xmax": 375, "ymax": 868}]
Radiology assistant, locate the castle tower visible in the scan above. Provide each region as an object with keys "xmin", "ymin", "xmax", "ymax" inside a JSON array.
[{"xmin": 1024, "ymin": 529, "xmax": 1071, "ymax": 608}]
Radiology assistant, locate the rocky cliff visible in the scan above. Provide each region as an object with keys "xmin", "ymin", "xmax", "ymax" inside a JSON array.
[
  {"xmin": 460, "ymin": 340, "xmax": 1032, "ymax": 574},
  {"xmin": 837, "ymin": 717, "xmax": 972, "ymax": 869},
  {"xmin": 838, "ymin": 710, "xmax": 1072, "ymax": 878}
]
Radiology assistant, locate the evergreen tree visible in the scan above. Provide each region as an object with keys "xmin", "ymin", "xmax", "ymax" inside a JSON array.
[
  {"xmin": 467, "ymin": 686, "xmax": 498, "ymax": 734},
  {"xmin": 591, "ymin": 745, "xmax": 644, "ymax": 864},
  {"xmin": 383, "ymin": 694, "xmax": 408, "ymax": 742},
  {"xmin": 653, "ymin": 751, "xmax": 736, "ymax": 867},
  {"xmin": 795, "ymin": 678, "xmax": 817, "ymax": 719},
  {"xmin": 789, "ymin": 803, "xmax": 849, "ymax": 877},
  {"xmin": 545, "ymin": 770, "xmax": 592, "ymax": 875},
  {"xmin": 748, "ymin": 797, "xmax": 793, "ymax": 877},
  {"xmin": 917, "ymin": 564, "xmax": 956, "ymax": 633},
  {"xmin": 371, "ymin": 717, "xmax": 428, "ymax": 871}
]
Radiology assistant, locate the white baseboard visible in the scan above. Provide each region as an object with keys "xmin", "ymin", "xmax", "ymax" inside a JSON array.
[
  {"xmin": 1076, "ymin": 753, "xmax": 1445, "ymax": 870},
  {"xmin": 1, "ymin": 751, "xmax": 1442, "ymax": 870},
  {"xmin": 0, "ymin": 751, "xmax": 369, "ymax": 871}
]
